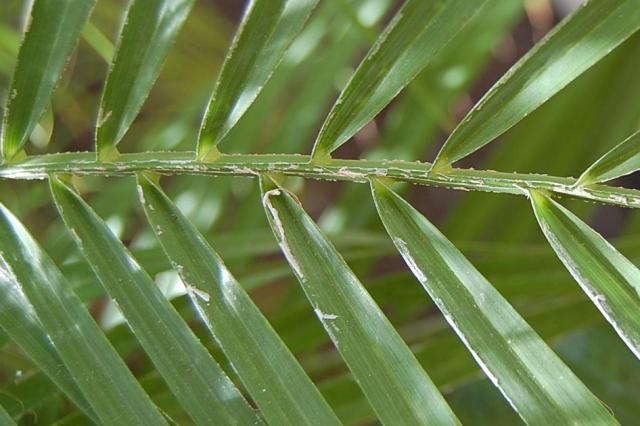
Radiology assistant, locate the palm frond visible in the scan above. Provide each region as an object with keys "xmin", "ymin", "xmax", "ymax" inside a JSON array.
[{"xmin": 1, "ymin": 0, "xmax": 639, "ymax": 423}]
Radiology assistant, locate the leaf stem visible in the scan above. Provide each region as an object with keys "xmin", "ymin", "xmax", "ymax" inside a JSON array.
[{"xmin": 1, "ymin": 151, "xmax": 638, "ymax": 208}]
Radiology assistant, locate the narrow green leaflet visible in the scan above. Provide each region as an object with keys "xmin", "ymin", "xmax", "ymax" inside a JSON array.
[
  {"xmin": 96, "ymin": 0, "xmax": 194, "ymax": 159},
  {"xmin": 197, "ymin": 0, "xmax": 319, "ymax": 160},
  {"xmin": 320, "ymin": 0, "xmax": 522, "ymax": 232},
  {"xmin": 259, "ymin": 176, "xmax": 459, "ymax": 425},
  {"xmin": 0, "ymin": 203, "xmax": 165, "ymax": 425},
  {"xmin": 0, "ymin": 0, "xmax": 95, "ymax": 160},
  {"xmin": 432, "ymin": 0, "xmax": 640, "ymax": 171},
  {"xmin": 0, "ymin": 374, "xmax": 70, "ymax": 421},
  {"xmin": 0, "ymin": 218, "xmax": 94, "ymax": 422},
  {"xmin": 310, "ymin": 0, "xmax": 488, "ymax": 161},
  {"xmin": 137, "ymin": 174, "xmax": 340, "ymax": 425},
  {"xmin": 0, "ymin": 404, "xmax": 15, "ymax": 426},
  {"xmin": 82, "ymin": 22, "xmax": 115, "ymax": 64},
  {"xmin": 49, "ymin": 177, "xmax": 261, "ymax": 426},
  {"xmin": 530, "ymin": 190, "xmax": 640, "ymax": 360},
  {"xmin": 370, "ymin": 180, "xmax": 617, "ymax": 425},
  {"xmin": 576, "ymin": 129, "xmax": 640, "ymax": 186}
]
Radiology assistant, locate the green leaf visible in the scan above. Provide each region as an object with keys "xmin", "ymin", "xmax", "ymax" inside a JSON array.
[
  {"xmin": 0, "ymin": 0, "xmax": 96, "ymax": 160},
  {"xmin": 444, "ymin": 36, "xmax": 640, "ymax": 242},
  {"xmin": 197, "ymin": 0, "xmax": 319, "ymax": 160},
  {"xmin": 320, "ymin": 0, "xmax": 522, "ymax": 233},
  {"xmin": 81, "ymin": 22, "xmax": 114, "ymax": 64},
  {"xmin": 259, "ymin": 175, "xmax": 459, "ymax": 425},
  {"xmin": 432, "ymin": 0, "xmax": 640, "ymax": 171},
  {"xmin": 49, "ymin": 176, "xmax": 261, "ymax": 426},
  {"xmin": 0, "ymin": 404, "xmax": 15, "ymax": 426},
  {"xmin": 0, "ymin": 374, "xmax": 68, "ymax": 420},
  {"xmin": 0, "ymin": 217, "xmax": 94, "ymax": 420},
  {"xmin": 310, "ymin": 0, "xmax": 489, "ymax": 161},
  {"xmin": 369, "ymin": 179, "xmax": 617, "ymax": 424},
  {"xmin": 136, "ymin": 173, "xmax": 340, "ymax": 425},
  {"xmin": 576, "ymin": 129, "xmax": 640, "ymax": 186},
  {"xmin": 0, "ymin": 203, "xmax": 165, "ymax": 425},
  {"xmin": 95, "ymin": 0, "xmax": 194, "ymax": 159},
  {"xmin": 529, "ymin": 190, "xmax": 640, "ymax": 360}
]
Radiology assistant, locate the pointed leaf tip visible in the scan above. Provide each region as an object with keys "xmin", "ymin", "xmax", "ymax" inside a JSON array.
[{"xmin": 433, "ymin": 0, "xmax": 640, "ymax": 168}]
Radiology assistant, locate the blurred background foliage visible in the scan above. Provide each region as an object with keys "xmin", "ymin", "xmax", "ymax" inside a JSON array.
[{"xmin": 0, "ymin": 0, "xmax": 639, "ymax": 424}]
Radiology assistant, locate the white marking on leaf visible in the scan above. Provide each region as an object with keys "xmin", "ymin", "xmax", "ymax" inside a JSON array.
[
  {"xmin": 97, "ymin": 109, "xmax": 112, "ymax": 128},
  {"xmin": 314, "ymin": 308, "xmax": 338, "ymax": 321},
  {"xmin": 336, "ymin": 167, "xmax": 367, "ymax": 180},
  {"xmin": 186, "ymin": 285, "xmax": 211, "ymax": 303},
  {"xmin": 392, "ymin": 237, "xmax": 427, "ymax": 282},
  {"xmin": 262, "ymin": 189, "xmax": 305, "ymax": 280},
  {"xmin": 538, "ymin": 214, "xmax": 640, "ymax": 358}
]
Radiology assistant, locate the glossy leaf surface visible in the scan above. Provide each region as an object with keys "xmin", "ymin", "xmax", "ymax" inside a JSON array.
[
  {"xmin": 197, "ymin": 0, "xmax": 319, "ymax": 159},
  {"xmin": 96, "ymin": 0, "xmax": 194, "ymax": 158},
  {"xmin": 1, "ymin": 0, "xmax": 95, "ymax": 160},
  {"xmin": 50, "ymin": 176, "xmax": 261, "ymax": 426},
  {"xmin": 530, "ymin": 190, "xmax": 640, "ymax": 360},
  {"xmin": 260, "ymin": 176, "xmax": 459, "ymax": 425},
  {"xmin": 137, "ymin": 174, "xmax": 340, "ymax": 425},
  {"xmin": 433, "ymin": 0, "xmax": 640, "ymax": 170},
  {"xmin": 0, "ymin": 209, "xmax": 93, "ymax": 420},
  {"xmin": 310, "ymin": 0, "xmax": 489, "ymax": 160},
  {"xmin": 370, "ymin": 180, "xmax": 617, "ymax": 424},
  {"xmin": 0, "ymin": 203, "xmax": 164, "ymax": 425},
  {"xmin": 577, "ymin": 129, "xmax": 640, "ymax": 186}
]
